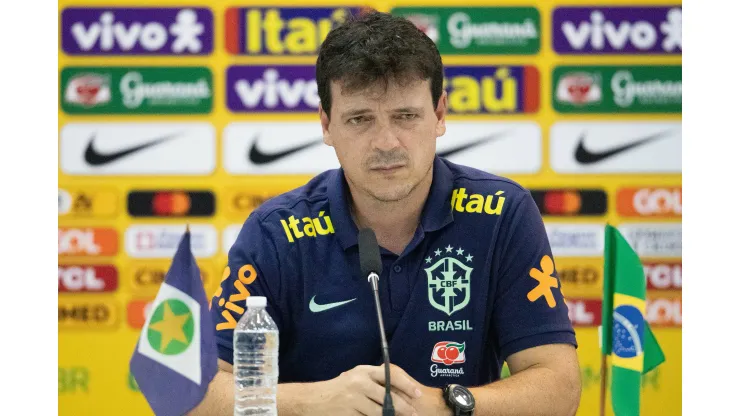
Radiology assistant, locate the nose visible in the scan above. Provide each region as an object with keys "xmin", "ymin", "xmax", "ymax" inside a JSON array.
[{"xmin": 370, "ymin": 120, "xmax": 401, "ymax": 152}]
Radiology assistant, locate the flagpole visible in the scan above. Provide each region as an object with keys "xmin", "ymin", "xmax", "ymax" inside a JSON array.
[{"xmin": 599, "ymin": 352, "xmax": 608, "ymax": 416}]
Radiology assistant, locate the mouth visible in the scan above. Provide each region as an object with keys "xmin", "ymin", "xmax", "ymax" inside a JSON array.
[{"xmin": 370, "ymin": 164, "xmax": 405, "ymax": 173}]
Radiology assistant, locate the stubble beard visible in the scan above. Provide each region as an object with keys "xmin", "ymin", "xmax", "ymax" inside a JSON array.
[{"xmin": 364, "ymin": 160, "xmax": 434, "ymax": 204}]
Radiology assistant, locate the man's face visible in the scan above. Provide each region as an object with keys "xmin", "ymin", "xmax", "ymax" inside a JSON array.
[{"xmin": 320, "ymin": 78, "xmax": 447, "ymax": 202}]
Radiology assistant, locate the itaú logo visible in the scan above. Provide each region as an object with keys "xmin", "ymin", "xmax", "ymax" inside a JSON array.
[
  {"xmin": 279, "ymin": 211, "xmax": 334, "ymax": 243},
  {"xmin": 449, "ymin": 188, "xmax": 506, "ymax": 215}
]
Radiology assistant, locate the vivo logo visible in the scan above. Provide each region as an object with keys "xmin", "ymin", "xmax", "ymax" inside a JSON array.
[
  {"xmin": 61, "ymin": 8, "xmax": 213, "ymax": 55},
  {"xmin": 552, "ymin": 7, "xmax": 681, "ymax": 54},
  {"xmin": 227, "ymin": 66, "xmax": 318, "ymax": 112}
]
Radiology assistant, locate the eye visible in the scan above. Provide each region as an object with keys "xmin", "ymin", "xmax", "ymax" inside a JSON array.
[
  {"xmin": 396, "ymin": 113, "xmax": 418, "ymax": 121},
  {"xmin": 347, "ymin": 116, "xmax": 369, "ymax": 125}
]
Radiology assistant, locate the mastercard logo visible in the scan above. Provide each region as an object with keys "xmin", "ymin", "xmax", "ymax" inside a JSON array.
[
  {"xmin": 153, "ymin": 191, "xmax": 191, "ymax": 215},
  {"xmin": 531, "ymin": 189, "xmax": 607, "ymax": 216},
  {"xmin": 127, "ymin": 190, "xmax": 215, "ymax": 217},
  {"xmin": 544, "ymin": 190, "xmax": 582, "ymax": 215}
]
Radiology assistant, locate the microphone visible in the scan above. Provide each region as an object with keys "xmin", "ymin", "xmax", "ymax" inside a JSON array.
[{"xmin": 358, "ymin": 228, "xmax": 394, "ymax": 416}]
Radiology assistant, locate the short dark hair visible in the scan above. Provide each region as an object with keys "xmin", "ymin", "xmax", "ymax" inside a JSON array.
[{"xmin": 316, "ymin": 11, "xmax": 444, "ymax": 119}]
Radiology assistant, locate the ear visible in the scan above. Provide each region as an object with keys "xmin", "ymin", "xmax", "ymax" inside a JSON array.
[
  {"xmin": 319, "ymin": 103, "xmax": 333, "ymax": 146},
  {"xmin": 434, "ymin": 90, "xmax": 447, "ymax": 137}
]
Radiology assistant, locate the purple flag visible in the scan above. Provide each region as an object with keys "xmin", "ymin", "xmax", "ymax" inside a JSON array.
[{"xmin": 130, "ymin": 230, "xmax": 218, "ymax": 415}]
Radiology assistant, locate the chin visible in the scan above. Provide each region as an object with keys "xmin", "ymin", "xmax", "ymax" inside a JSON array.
[{"xmin": 367, "ymin": 182, "xmax": 415, "ymax": 202}]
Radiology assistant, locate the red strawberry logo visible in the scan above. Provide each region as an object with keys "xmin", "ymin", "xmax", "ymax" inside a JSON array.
[
  {"xmin": 568, "ymin": 84, "xmax": 591, "ymax": 102},
  {"xmin": 432, "ymin": 342, "xmax": 466, "ymax": 365},
  {"xmin": 77, "ymin": 84, "xmax": 101, "ymax": 103},
  {"xmin": 560, "ymin": 74, "xmax": 598, "ymax": 105},
  {"xmin": 444, "ymin": 347, "xmax": 460, "ymax": 364}
]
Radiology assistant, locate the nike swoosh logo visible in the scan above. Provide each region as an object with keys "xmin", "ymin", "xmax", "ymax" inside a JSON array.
[
  {"xmin": 309, "ymin": 295, "xmax": 357, "ymax": 313},
  {"xmin": 436, "ymin": 131, "xmax": 509, "ymax": 159},
  {"xmin": 574, "ymin": 130, "xmax": 674, "ymax": 165},
  {"xmin": 249, "ymin": 136, "xmax": 324, "ymax": 165},
  {"xmin": 84, "ymin": 133, "xmax": 179, "ymax": 166}
]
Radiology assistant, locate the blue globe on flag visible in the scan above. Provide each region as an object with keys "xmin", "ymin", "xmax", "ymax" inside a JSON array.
[{"xmin": 612, "ymin": 304, "xmax": 644, "ymax": 359}]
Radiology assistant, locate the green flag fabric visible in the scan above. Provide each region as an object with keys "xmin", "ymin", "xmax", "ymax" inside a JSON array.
[
  {"xmin": 642, "ymin": 324, "xmax": 666, "ymax": 374},
  {"xmin": 601, "ymin": 224, "xmax": 666, "ymax": 416}
]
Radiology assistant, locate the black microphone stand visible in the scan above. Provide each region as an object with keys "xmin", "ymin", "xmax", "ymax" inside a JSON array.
[{"xmin": 368, "ymin": 271, "xmax": 394, "ymax": 416}]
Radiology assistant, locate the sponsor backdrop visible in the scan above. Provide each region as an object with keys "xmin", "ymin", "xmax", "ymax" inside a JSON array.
[{"xmin": 58, "ymin": 0, "xmax": 681, "ymax": 414}]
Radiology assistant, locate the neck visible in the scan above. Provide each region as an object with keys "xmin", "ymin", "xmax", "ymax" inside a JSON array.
[{"xmin": 347, "ymin": 169, "xmax": 433, "ymax": 255}]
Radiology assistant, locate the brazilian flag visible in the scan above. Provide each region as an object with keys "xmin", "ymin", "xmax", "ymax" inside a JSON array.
[{"xmin": 602, "ymin": 225, "xmax": 665, "ymax": 416}]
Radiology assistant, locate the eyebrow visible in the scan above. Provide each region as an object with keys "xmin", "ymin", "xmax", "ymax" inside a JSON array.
[
  {"xmin": 392, "ymin": 106, "xmax": 424, "ymax": 114},
  {"xmin": 339, "ymin": 106, "xmax": 424, "ymax": 119},
  {"xmin": 340, "ymin": 109, "xmax": 372, "ymax": 119}
]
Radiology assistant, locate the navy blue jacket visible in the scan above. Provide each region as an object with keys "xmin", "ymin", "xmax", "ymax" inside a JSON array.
[{"xmin": 210, "ymin": 156, "xmax": 576, "ymax": 387}]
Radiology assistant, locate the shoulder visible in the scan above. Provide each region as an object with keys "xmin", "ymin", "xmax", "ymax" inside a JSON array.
[
  {"xmin": 252, "ymin": 170, "xmax": 336, "ymax": 222},
  {"xmin": 442, "ymin": 158, "xmax": 532, "ymax": 216},
  {"xmin": 234, "ymin": 169, "xmax": 339, "ymax": 243}
]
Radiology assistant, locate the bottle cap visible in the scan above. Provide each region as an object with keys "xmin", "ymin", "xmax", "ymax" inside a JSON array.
[{"xmin": 246, "ymin": 296, "xmax": 267, "ymax": 308}]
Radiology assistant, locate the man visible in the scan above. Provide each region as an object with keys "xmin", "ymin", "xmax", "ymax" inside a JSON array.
[{"xmin": 194, "ymin": 11, "xmax": 580, "ymax": 416}]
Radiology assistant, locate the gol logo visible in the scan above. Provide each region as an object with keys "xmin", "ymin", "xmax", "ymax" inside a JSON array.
[
  {"xmin": 431, "ymin": 341, "xmax": 466, "ymax": 365},
  {"xmin": 59, "ymin": 301, "xmax": 117, "ymax": 329},
  {"xmin": 58, "ymin": 265, "xmax": 118, "ymax": 293},
  {"xmin": 617, "ymin": 187, "xmax": 681, "ymax": 217},
  {"xmin": 646, "ymin": 297, "xmax": 681, "ymax": 327},
  {"xmin": 565, "ymin": 298, "xmax": 602, "ymax": 327},
  {"xmin": 644, "ymin": 262, "xmax": 682, "ymax": 290},
  {"xmin": 58, "ymin": 228, "xmax": 118, "ymax": 256}
]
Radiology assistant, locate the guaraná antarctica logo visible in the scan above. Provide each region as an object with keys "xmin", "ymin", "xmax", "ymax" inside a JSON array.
[{"xmin": 431, "ymin": 341, "xmax": 467, "ymax": 365}]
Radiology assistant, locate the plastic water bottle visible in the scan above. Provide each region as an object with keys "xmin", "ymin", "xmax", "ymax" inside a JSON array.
[{"xmin": 234, "ymin": 296, "xmax": 279, "ymax": 416}]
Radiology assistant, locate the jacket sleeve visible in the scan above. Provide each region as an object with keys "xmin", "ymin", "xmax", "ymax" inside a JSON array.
[
  {"xmin": 209, "ymin": 213, "xmax": 283, "ymax": 364},
  {"xmin": 489, "ymin": 191, "xmax": 577, "ymax": 360}
]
